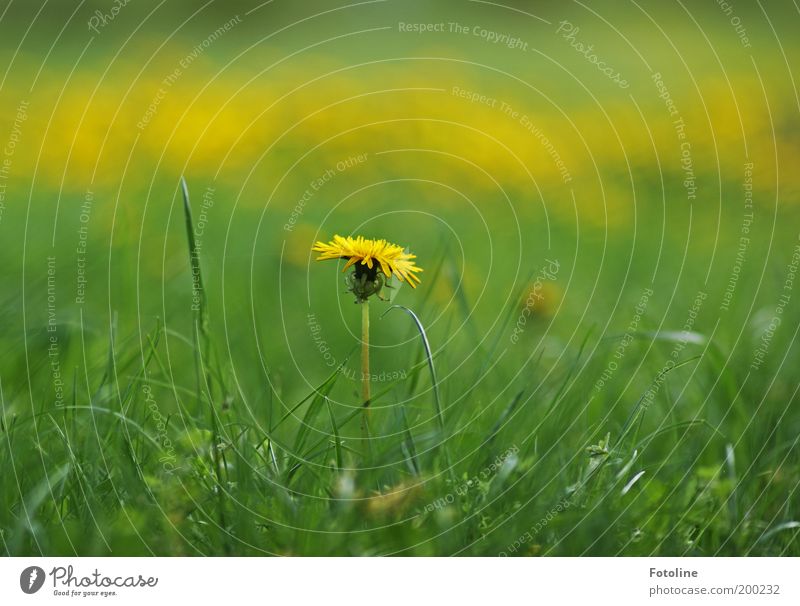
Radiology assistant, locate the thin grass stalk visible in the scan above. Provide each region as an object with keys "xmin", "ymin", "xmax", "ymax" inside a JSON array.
[{"xmin": 180, "ymin": 177, "xmax": 230, "ymax": 554}]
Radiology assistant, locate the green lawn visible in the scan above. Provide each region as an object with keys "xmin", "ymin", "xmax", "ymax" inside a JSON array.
[{"xmin": 1, "ymin": 0, "xmax": 799, "ymax": 556}]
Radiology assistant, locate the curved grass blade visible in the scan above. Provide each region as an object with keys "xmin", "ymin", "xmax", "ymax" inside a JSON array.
[
  {"xmin": 381, "ymin": 305, "xmax": 454, "ymax": 481},
  {"xmin": 381, "ymin": 305, "xmax": 443, "ymax": 430},
  {"xmin": 757, "ymin": 521, "xmax": 800, "ymax": 543}
]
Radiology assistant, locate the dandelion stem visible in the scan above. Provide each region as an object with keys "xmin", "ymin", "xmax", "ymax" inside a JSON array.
[{"xmin": 361, "ymin": 298, "xmax": 371, "ymax": 449}]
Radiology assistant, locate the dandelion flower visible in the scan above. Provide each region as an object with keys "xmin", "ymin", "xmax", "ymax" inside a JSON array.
[
  {"xmin": 311, "ymin": 234, "xmax": 424, "ymax": 449},
  {"xmin": 312, "ymin": 235, "xmax": 423, "ymax": 301}
]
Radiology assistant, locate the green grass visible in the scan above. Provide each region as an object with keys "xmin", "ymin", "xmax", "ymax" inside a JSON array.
[
  {"xmin": 1, "ymin": 178, "xmax": 798, "ymax": 556},
  {"xmin": 1, "ymin": 0, "xmax": 799, "ymax": 557}
]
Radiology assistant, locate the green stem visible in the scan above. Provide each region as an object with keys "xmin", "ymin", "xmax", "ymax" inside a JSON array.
[{"xmin": 361, "ymin": 298, "xmax": 371, "ymax": 451}]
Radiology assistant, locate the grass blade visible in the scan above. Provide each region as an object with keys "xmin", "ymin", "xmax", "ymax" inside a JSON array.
[{"xmin": 381, "ymin": 305, "xmax": 443, "ymax": 429}]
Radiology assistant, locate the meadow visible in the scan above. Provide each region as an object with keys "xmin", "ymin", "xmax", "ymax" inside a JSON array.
[{"xmin": 1, "ymin": 0, "xmax": 799, "ymax": 556}]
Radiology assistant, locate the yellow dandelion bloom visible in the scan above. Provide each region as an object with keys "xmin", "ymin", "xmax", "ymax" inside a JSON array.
[{"xmin": 312, "ymin": 235, "xmax": 423, "ymax": 288}]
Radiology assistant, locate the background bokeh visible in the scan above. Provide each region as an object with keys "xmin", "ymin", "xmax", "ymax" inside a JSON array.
[{"xmin": 1, "ymin": 0, "xmax": 799, "ymax": 556}]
